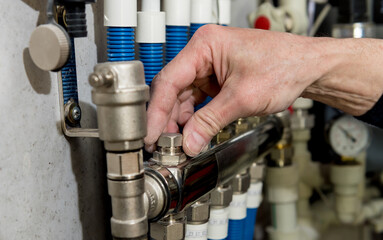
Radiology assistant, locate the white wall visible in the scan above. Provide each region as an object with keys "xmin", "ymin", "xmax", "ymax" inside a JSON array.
[
  {"xmin": 231, "ymin": 0, "xmax": 258, "ymax": 27},
  {"xmin": 0, "ymin": 1, "xmax": 109, "ymax": 239}
]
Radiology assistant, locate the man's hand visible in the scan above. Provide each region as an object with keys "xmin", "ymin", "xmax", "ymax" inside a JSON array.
[{"xmin": 144, "ymin": 24, "xmax": 383, "ymax": 156}]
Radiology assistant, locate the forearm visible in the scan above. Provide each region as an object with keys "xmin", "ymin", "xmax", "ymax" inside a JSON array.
[{"xmin": 302, "ymin": 37, "xmax": 383, "ymax": 116}]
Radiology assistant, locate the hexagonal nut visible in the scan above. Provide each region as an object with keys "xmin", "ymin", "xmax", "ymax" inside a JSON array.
[
  {"xmin": 250, "ymin": 162, "xmax": 265, "ymax": 181},
  {"xmin": 107, "ymin": 151, "xmax": 143, "ymax": 179},
  {"xmin": 187, "ymin": 201, "xmax": 210, "ymax": 223},
  {"xmin": 270, "ymin": 146, "xmax": 294, "ymax": 162},
  {"xmin": 153, "ymin": 152, "xmax": 187, "ymax": 166},
  {"xmin": 231, "ymin": 173, "xmax": 251, "ymax": 193},
  {"xmin": 216, "ymin": 131, "xmax": 231, "ymax": 144},
  {"xmin": 210, "ymin": 186, "xmax": 233, "ymax": 207},
  {"xmin": 150, "ymin": 220, "xmax": 185, "ymax": 240},
  {"xmin": 158, "ymin": 133, "xmax": 183, "ymax": 148}
]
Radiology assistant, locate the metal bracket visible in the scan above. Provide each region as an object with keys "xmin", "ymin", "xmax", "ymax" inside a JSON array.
[{"xmin": 57, "ymin": 71, "xmax": 99, "ymax": 138}]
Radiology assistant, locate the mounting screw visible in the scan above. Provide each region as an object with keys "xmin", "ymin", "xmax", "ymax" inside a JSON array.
[
  {"xmin": 64, "ymin": 99, "xmax": 81, "ymax": 126},
  {"xmin": 71, "ymin": 105, "xmax": 81, "ymax": 122}
]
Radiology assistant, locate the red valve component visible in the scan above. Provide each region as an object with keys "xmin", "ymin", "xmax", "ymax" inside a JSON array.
[
  {"xmin": 288, "ymin": 106, "xmax": 294, "ymax": 114},
  {"xmin": 254, "ymin": 16, "xmax": 271, "ymax": 30}
]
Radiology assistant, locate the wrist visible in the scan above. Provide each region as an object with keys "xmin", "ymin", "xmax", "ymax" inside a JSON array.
[{"xmin": 302, "ymin": 37, "xmax": 383, "ymax": 116}]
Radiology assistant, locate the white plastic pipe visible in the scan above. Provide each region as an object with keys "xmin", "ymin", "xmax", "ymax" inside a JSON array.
[
  {"xmin": 207, "ymin": 208, "xmax": 230, "ymax": 239},
  {"xmin": 218, "ymin": 0, "xmax": 231, "ymax": 25},
  {"xmin": 272, "ymin": 203, "xmax": 297, "ymax": 232},
  {"xmin": 191, "ymin": 0, "xmax": 213, "ymax": 23},
  {"xmin": 247, "ymin": 182, "xmax": 263, "ymax": 209},
  {"xmin": 164, "ymin": 0, "xmax": 191, "ymax": 26},
  {"xmin": 185, "ymin": 223, "xmax": 208, "ymax": 240},
  {"xmin": 136, "ymin": 12, "xmax": 166, "ymax": 43},
  {"xmin": 229, "ymin": 193, "xmax": 247, "ymax": 220},
  {"xmin": 104, "ymin": 0, "xmax": 137, "ymax": 27},
  {"xmin": 142, "ymin": 0, "xmax": 160, "ymax": 12}
]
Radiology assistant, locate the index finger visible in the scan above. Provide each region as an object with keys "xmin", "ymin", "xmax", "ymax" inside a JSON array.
[{"xmin": 145, "ymin": 30, "xmax": 214, "ymax": 146}]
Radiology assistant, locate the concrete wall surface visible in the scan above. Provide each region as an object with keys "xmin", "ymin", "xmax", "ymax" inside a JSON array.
[{"xmin": 0, "ymin": 1, "xmax": 110, "ymax": 239}]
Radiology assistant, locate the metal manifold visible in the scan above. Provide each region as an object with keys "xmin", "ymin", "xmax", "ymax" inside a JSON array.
[{"xmin": 89, "ymin": 61, "xmax": 284, "ymax": 239}]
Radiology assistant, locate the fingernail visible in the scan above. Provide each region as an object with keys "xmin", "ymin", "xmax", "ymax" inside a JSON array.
[
  {"xmin": 185, "ymin": 132, "xmax": 206, "ymax": 155},
  {"xmin": 145, "ymin": 144, "xmax": 155, "ymax": 153}
]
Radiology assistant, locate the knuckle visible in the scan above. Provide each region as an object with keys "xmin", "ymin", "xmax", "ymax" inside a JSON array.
[
  {"xmin": 192, "ymin": 24, "xmax": 218, "ymax": 41},
  {"xmin": 193, "ymin": 106, "xmax": 223, "ymax": 137}
]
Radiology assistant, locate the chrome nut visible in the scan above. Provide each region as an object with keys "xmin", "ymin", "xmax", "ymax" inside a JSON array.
[
  {"xmin": 231, "ymin": 172, "xmax": 251, "ymax": 194},
  {"xmin": 107, "ymin": 151, "xmax": 144, "ymax": 180},
  {"xmin": 210, "ymin": 185, "xmax": 233, "ymax": 208},
  {"xmin": 187, "ymin": 196, "xmax": 210, "ymax": 224},
  {"xmin": 250, "ymin": 162, "xmax": 265, "ymax": 182},
  {"xmin": 150, "ymin": 214, "xmax": 186, "ymax": 240},
  {"xmin": 158, "ymin": 133, "xmax": 183, "ymax": 148},
  {"xmin": 153, "ymin": 152, "xmax": 187, "ymax": 166}
]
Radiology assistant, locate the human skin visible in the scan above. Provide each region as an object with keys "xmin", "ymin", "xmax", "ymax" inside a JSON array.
[{"xmin": 144, "ymin": 24, "xmax": 383, "ymax": 156}]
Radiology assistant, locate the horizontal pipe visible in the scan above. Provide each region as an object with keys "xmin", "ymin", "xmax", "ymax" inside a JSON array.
[{"xmin": 146, "ymin": 116, "xmax": 283, "ymax": 219}]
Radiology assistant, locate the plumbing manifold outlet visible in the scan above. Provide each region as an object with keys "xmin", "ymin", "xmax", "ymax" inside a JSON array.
[
  {"xmin": 210, "ymin": 184, "xmax": 233, "ymax": 208},
  {"xmin": 153, "ymin": 133, "xmax": 187, "ymax": 166},
  {"xmin": 187, "ymin": 195, "xmax": 210, "ymax": 224}
]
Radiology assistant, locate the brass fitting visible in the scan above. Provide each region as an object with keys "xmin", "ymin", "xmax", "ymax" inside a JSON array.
[{"xmin": 153, "ymin": 133, "xmax": 187, "ymax": 166}]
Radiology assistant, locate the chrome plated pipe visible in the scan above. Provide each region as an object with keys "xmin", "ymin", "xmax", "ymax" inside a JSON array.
[{"xmin": 145, "ymin": 116, "xmax": 283, "ymax": 220}]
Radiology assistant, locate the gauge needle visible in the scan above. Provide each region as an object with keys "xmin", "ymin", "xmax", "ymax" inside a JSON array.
[{"xmin": 338, "ymin": 126, "xmax": 357, "ymax": 143}]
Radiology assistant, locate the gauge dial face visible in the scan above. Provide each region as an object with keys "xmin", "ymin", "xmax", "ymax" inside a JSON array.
[{"xmin": 329, "ymin": 115, "xmax": 370, "ymax": 157}]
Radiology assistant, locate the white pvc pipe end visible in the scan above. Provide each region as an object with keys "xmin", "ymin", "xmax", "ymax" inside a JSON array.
[
  {"xmin": 164, "ymin": 0, "xmax": 191, "ymax": 26},
  {"xmin": 142, "ymin": 0, "xmax": 160, "ymax": 12},
  {"xmin": 207, "ymin": 208, "xmax": 230, "ymax": 239},
  {"xmin": 218, "ymin": 0, "xmax": 231, "ymax": 25},
  {"xmin": 247, "ymin": 182, "xmax": 263, "ymax": 208},
  {"xmin": 104, "ymin": 0, "xmax": 137, "ymax": 27},
  {"xmin": 185, "ymin": 223, "xmax": 208, "ymax": 240},
  {"xmin": 191, "ymin": 0, "xmax": 213, "ymax": 23},
  {"xmin": 136, "ymin": 12, "xmax": 166, "ymax": 43},
  {"xmin": 228, "ymin": 193, "xmax": 247, "ymax": 220}
]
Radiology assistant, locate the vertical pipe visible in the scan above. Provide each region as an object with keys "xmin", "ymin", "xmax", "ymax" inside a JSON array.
[
  {"xmin": 244, "ymin": 181, "xmax": 263, "ymax": 240},
  {"xmin": 104, "ymin": 0, "xmax": 137, "ymax": 61},
  {"xmin": 218, "ymin": 0, "xmax": 231, "ymax": 26},
  {"xmin": 164, "ymin": 0, "xmax": 191, "ymax": 63},
  {"xmin": 61, "ymin": 38, "xmax": 79, "ymax": 104},
  {"xmin": 227, "ymin": 169, "xmax": 250, "ymax": 240},
  {"xmin": 227, "ymin": 193, "xmax": 247, "ymax": 240},
  {"xmin": 137, "ymin": 0, "xmax": 165, "ymax": 85},
  {"xmin": 190, "ymin": 0, "xmax": 213, "ymax": 38}
]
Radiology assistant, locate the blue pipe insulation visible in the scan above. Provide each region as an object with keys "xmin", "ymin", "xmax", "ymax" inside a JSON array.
[
  {"xmin": 61, "ymin": 38, "xmax": 78, "ymax": 104},
  {"xmin": 195, "ymin": 96, "xmax": 213, "ymax": 112},
  {"xmin": 244, "ymin": 208, "xmax": 258, "ymax": 240},
  {"xmin": 107, "ymin": 27, "xmax": 135, "ymax": 62},
  {"xmin": 165, "ymin": 25, "xmax": 189, "ymax": 64},
  {"xmin": 189, "ymin": 23, "xmax": 207, "ymax": 39},
  {"xmin": 227, "ymin": 218, "xmax": 246, "ymax": 240},
  {"xmin": 139, "ymin": 43, "xmax": 163, "ymax": 86}
]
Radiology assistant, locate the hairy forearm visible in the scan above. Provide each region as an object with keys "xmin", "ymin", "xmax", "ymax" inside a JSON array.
[{"xmin": 302, "ymin": 37, "xmax": 383, "ymax": 116}]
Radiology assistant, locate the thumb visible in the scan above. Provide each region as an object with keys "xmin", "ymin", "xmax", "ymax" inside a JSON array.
[{"xmin": 182, "ymin": 90, "xmax": 242, "ymax": 156}]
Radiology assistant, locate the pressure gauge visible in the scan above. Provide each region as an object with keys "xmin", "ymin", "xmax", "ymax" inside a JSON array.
[{"xmin": 329, "ymin": 115, "xmax": 371, "ymax": 158}]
